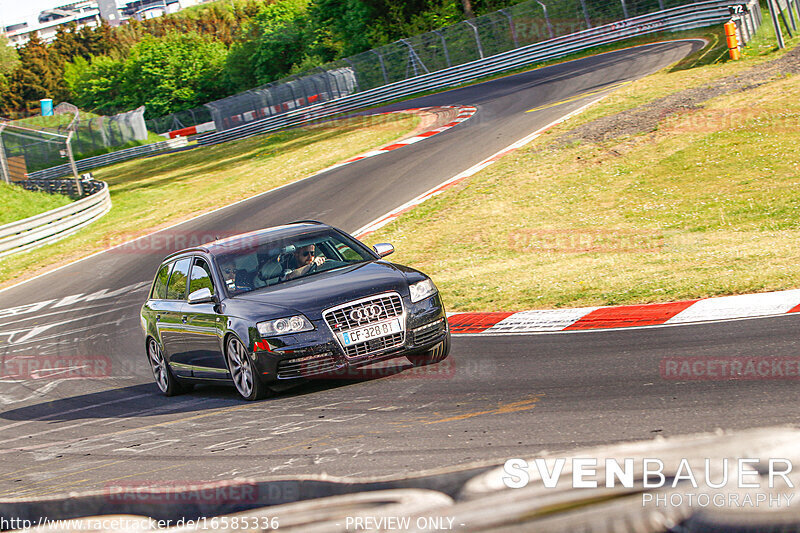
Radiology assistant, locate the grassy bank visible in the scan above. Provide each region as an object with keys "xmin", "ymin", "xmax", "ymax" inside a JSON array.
[
  {"xmin": 0, "ymin": 182, "xmax": 73, "ymax": 226},
  {"xmin": 0, "ymin": 113, "xmax": 419, "ymax": 286},
  {"xmin": 363, "ymin": 30, "xmax": 800, "ymax": 310}
]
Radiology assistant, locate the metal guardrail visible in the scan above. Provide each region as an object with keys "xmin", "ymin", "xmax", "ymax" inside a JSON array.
[
  {"xmin": 28, "ymin": 137, "xmax": 189, "ymax": 181},
  {"xmin": 198, "ymin": 0, "xmax": 760, "ymax": 146},
  {"xmin": 3, "ymin": 427, "xmax": 799, "ymax": 531},
  {"xmin": 0, "ymin": 180, "xmax": 111, "ymax": 258},
  {"xmin": 15, "ymin": 178, "xmax": 104, "ymax": 198}
]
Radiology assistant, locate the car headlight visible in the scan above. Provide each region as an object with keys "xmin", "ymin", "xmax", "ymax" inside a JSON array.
[
  {"xmin": 409, "ymin": 278, "xmax": 438, "ymax": 303},
  {"xmin": 257, "ymin": 315, "xmax": 313, "ymax": 337}
]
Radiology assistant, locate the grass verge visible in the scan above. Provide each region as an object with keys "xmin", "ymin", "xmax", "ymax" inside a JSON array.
[
  {"xmin": 363, "ymin": 25, "xmax": 800, "ymax": 311},
  {"xmin": 0, "ymin": 113, "xmax": 419, "ymax": 287},
  {"xmin": 0, "ymin": 182, "xmax": 73, "ymax": 226}
]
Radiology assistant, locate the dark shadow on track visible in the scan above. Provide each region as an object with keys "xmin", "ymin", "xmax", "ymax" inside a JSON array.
[{"xmin": 0, "ymin": 362, "xmax": 413, "ymax": 422}]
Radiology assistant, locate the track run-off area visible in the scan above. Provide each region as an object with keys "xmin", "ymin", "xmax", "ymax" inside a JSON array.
[{"xmin": 3, "ymin": 40, "xmax": 799, "ymax": 500}]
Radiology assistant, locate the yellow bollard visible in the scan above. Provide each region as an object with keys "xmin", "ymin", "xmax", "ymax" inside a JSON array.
[{"xmin": 724, "ymin": 20, "xmax": 740, "ymax": 60}]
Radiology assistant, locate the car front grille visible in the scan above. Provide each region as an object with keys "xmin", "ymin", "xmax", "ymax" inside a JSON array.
[
  {"xmin": 323, "ymin": 293, "xmax": 406, "ymax": 360},
  {"xmin": 323, "ymin": 293, "xmax": 403, "ymax": 332},
  {"xmin": 413, "ymin": 318, "xmax": 447, "ymax": 346},
  {"xmin": 342, "ymin": 332, "xmax": 404, "ymax": 359},
  {"xmin": 276, "ymin": 352, "xmax": 340, "ymax": 379}
]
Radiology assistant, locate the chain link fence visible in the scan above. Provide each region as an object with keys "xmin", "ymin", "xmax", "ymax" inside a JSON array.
[
  {"xmin": 145, "ymin": 107, "xmax": 212, "ymax": 135},
  {"xmin": 173, "ymin": 0, "xmax": 701, "ymax": 133},
  {"xmin": 0, "ymin": 106, "xmax": 147, "ymax": 179}
]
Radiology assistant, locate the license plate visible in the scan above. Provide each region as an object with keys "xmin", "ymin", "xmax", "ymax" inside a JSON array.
[{"xmin": 339, "ymin": 318, "xmax": 403, "ymax": 347}]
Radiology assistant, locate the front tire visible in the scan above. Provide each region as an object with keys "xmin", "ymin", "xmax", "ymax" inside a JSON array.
[
  {"xmin": 226, "ymin": 336, "xmax": 270, "ymax": 400},
  {"xmin": 147, "ymin": 337, "xmax": 187, "ymax": 396},
  {"xmin": 407, "ymin": 334, "xmax": 451, "ymax": 367}
]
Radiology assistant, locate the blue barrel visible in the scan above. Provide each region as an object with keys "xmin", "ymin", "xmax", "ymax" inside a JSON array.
[{"xmin": 40, "ymin": 99, "xmax": 54, "ymax": 116}]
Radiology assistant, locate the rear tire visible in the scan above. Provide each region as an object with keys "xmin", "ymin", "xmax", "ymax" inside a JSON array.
[
  {"xmin": 407, "ymin": 333, "xmax": 451, "ymax": 367},
  {"xmin": 147, "ymin": 337, "xmax": 187, "ymax": 396},
  {"xmin": 226, "ymin": 336, "xmax": 270, "ymax": 401}
]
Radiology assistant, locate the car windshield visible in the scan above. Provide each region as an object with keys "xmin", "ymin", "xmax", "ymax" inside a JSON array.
[{"xmin": 213, "ymin": 228, "xmax": 374, "ymax": 296}]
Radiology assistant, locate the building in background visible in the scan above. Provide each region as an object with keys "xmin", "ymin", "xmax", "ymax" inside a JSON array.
[
  {"xmin": 3, "ymin": 0, "xmax": 204, "ymax": 46},
  {"xmin": 6, "ymin": 1, "xmax": 101, "ymax": 46},
  {"xmin": 96, "ymin": 0, "xmax": 123, "ymax": 26}
]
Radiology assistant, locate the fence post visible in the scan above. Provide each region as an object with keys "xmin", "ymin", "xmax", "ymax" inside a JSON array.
[
  {"xmin": 371, "ymin": 50, "xmax": 390, "ymax": 85},
  {"xmin": 767, "ymin": 0, "xmax": 786, "ymax": 48},
  {"xmin": 536, "ymin": 2, "xmax": 555, "ymax": 39},
  {"xmin": 465, "ymin": 20, "xmax": 485, "ymax": 59},
  {"xmin": 0, "ymin": 124, "xmax": 10, "ymax": 184},
  {"xmin": 658, "ymin": 0, "xmax": 665, "ymax": 10},
  {"xmin": 433, "ymin": 30, "xmax": 451, "ymax": 66},
  {"xmin": 65, "ymin": 131, "xmax": 83, "ymax": 197},
  {"xmin": 292, "ymin": 75, "xmax": 310, "ymax": 107},
  {"xmin": 401, "ymin": 39, "xmax": 429, "ymax": 77},
  {"xmin": 787, "ymin": 0, "xmax": 798, "ymax": 30},
  {"xmin": 579, "ymin": 0, "xmax": 592, "ymax": 29},
  {"xmin": 794, "ymin": 0, "xmax": 800, "ymax": 27},
  {"xmin": 780, "ymin": 2, "xmax": 794, "ymax": 37},
  {"xmin": 620, "ymin": 0, "xmax": 630, "ymax": 19},
  {"xmin": 498, "ymin": 9, "xmax": 519, "ymax": 47}
]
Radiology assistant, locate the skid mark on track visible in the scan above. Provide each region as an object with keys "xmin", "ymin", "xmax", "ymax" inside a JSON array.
[
  {"xmin": 423, "ymin": 394, "xmax": 545, "ymax": 425},
  {"xmin": 0, "ymin": 281, "xmax": 150, "ymax": 322},
  {"xmin": 525, "ymin": 80, "xmax": 632, "ymax": 113}
]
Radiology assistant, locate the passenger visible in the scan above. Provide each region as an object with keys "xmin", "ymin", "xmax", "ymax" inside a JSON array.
[{"xmin": 282, "ymin": 244, "xmax": 325, "ymax": 280}]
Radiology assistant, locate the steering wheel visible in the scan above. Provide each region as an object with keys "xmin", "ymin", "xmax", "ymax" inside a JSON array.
[{"xmin": 307, "ymin": 261, "xmax": 319, "ymax": 274}]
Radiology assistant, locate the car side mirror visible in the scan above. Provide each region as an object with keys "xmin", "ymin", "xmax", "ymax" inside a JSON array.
[
  {"xmin": 373, "ymin": 243, "xmax": 394, "ymax": 258},
  {"xmin": 188, "ymin": 287, "xmax": 214, "ymax": 304}
]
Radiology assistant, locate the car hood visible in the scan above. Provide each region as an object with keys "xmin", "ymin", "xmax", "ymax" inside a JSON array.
[{"xmin": 230, "ymin": 261, "xmax": 417, "ymax": 321}]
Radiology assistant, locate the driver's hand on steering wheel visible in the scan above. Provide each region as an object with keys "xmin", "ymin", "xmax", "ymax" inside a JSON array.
[{"xmin": 312, "ymin": 256, "xmax": 325, "ymax": 267}]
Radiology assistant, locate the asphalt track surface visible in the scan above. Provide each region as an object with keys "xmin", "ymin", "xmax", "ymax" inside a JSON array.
[{"xmin": 4, "ymin": 39, "xmax": 797, "ymax": 499}]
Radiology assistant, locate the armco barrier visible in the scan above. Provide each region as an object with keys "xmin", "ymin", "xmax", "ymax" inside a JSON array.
[
  {"xmin": 197, "ymin": 0, "xmax": 760, "ymax": 146},
  {"xmin": 2, "ymin": 427, "xmax": 798, "ymax": 532},
  {"xmin": 28, "ymin": 137, "xmax": 188, "ymax": 181},
  {"xmin": 0, "ymin": 180, "xmax": 111, "ymax": 258}
]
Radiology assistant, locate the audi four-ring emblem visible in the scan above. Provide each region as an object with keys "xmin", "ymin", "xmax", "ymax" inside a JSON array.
[{"xmin": 350, "ymin": 305, "xmax": 382, "ymax": 323}]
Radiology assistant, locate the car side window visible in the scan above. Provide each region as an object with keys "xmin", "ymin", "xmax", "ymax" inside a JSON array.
[
  {"xmin": 189, "ymin": 258, "xmax": 215, "ymax": 296},
  {"xmin": 166, "ymin": 258, "xmax": 192, "ymax": 300},
  {"xmin": 151, "ymin": 262, "xmax": 172, "ymax": 300},
  {"xmin": 333, "ymin": 241, "xmax": 362, "ymax": 261}
]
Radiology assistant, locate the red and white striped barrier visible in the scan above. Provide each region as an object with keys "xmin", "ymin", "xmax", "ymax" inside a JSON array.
[
  {"xmin": 447, "ymin": 289, "xmax": 800, "ymax": 334},
  {"xmin": 162, "ymin": 121, "xmax": 216, "ymax": 139}
]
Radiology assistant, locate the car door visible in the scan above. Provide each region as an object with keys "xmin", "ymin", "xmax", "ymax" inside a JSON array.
[
  {"xmin": 183, "ymin": 256, "xmax": 228, "ymax": 380},
  {"xmin": 160, "ymin": 257, "xmax": 192, "ymax": 377}
]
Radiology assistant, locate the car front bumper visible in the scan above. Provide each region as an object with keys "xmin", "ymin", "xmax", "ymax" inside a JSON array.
[{"xmin": 252, "ymin": 293, "xmax": 448, "ymax": 383}]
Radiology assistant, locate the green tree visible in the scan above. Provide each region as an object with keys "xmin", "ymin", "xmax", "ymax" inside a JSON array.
[
  {"xmin": 119, "ymin": 33, "xmax": 229, "ymax": 117},
  {"xmin": 0, "ymin": 35, "xmax": 21, "ymax": 77},
  {"xmin": 249, "ymin": 0, "xmax": 314, "ymax": 84},
  {"xmin": 12, "ymin": 34, "xmax": 64, "ymax": 105},
  {"xmin": 64, "ymin": 55, "xmax": 126, "ymax": 114}
]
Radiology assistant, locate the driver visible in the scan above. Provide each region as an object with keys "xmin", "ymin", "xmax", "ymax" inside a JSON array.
[
  {"xmin": 282, "ymin": 244, "xmax": 325, "ymax": 280},
  {"xmin": 219, "ymin": 258, "xmax": 237, "ymax": 290}
]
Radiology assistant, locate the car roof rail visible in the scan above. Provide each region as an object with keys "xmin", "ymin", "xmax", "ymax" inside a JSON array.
[
  {"xmin": 162, "ymin": 247, "xmax": 210, "ymax": 261},
  {"xmin": 289, "ymin": 219, "xmax": 327, "ymax": 226}
]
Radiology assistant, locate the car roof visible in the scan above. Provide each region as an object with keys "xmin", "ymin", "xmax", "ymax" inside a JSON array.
[{"xmin": 160, "ymin": 221, "xmax": 330, "ymax": 263}]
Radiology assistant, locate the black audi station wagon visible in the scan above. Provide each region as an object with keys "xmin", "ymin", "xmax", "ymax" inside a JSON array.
[{"xmin": 140, "ymin": 221, "xmax": 450, "ymax": 400}]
